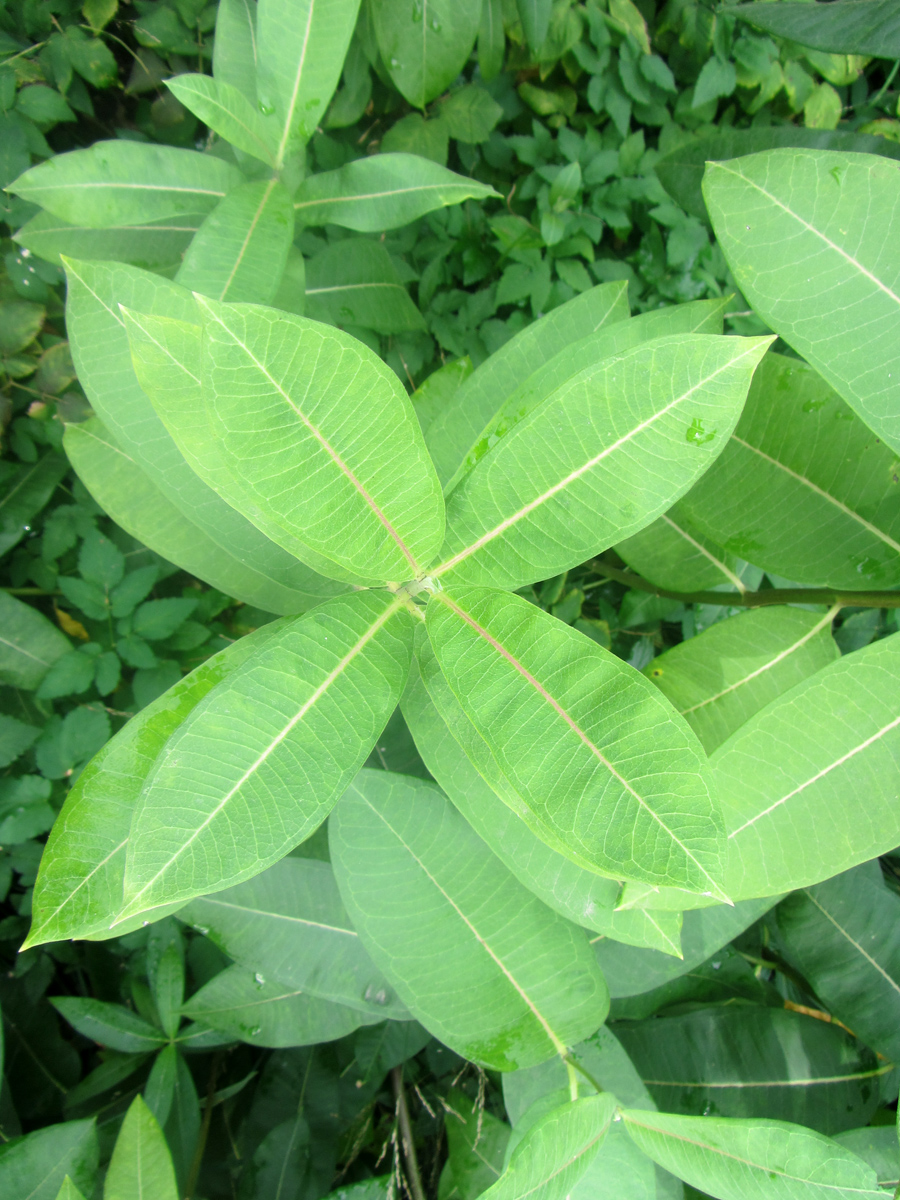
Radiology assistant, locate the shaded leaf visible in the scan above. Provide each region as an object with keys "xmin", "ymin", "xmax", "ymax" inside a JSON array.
[{"xmin": 104, "ymin": 1096, "xmax": 178, "ymax": 1200}]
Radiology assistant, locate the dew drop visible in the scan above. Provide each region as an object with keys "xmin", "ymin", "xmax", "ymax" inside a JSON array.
[
  {"xmin": 390, "ymin": 57, "xmax": 400, "ymax": 68},
  {"xmin": 254, "ymin": 972, "xmax": 266, "ymax": 987}
]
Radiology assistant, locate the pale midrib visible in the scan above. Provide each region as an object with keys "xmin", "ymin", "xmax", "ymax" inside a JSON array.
[
  {"xmin": 731, "ymin": 434, "xmax": 900, "ymax": 556},
  {"xmin": 0, "ymin": 631, "xmax": 53, "ymax": 666},
  {"xmin": 728, "ymin": 711, "xmax": 900, "ymax": 838},
  {"xmin": 26, "ymin": 181, "xmax": 227, "ymax": 196},
  {"xmin": 642, "ymin": 1065, "xmax": 891, "ymax": 1089},
  {"xmin": 196, "ymin": 93, "xmax": 272, "ymax": 163},
  {"xmin": 660, "ymin": 512, "xmax": 747, "ymax": 593},
  {"xmin": 511, "ymin": 1127, "xmax": 610, "ymax": 1200},
  {"xmin": 434, "ymin": 342, "xmax": 766, "ymax": 578},
  {"xmin": 295, "ymin": 183, "xmax": 465, "ymax": 211},
  {"xmin": 438, "ymin": 594, "xmax": 725, "ymax": 897},
  {"xmin": 192, "ymin": 987, "xmax": 305, "ymax": 1016},
  {"xmin": 712, "ymin": 160, "xmax": 900, "ymax": 309},
  {"xmin": 195, "ymin": 896, "xmax": 357, "ymax": 938},
  {"xmin": 126, "ymin": 310, "xmax": 202, "ymax": 387},
  {"xmin": 29, "ymin": 837, "xmax": 128, "ymax": 942},
  {"xmin": 275, "ymin": 0, "xmax": 316, "ymax": 168},
  {"xmin": 34, "ymin": 223, "xmax": 201, "ymax": 233},
  {"xmin": 25, "ymin": 1147, "xmax": 86, "ymax": 1200},
  {"xmin": 624, "ymin": 1113, "xmax": 882, "ymax": 1194},
  {"xmin": 361, "ymin": 794, "xmax": 568, "ymax": 1058},
  {"xmin": 681, "ymin": 605, "xmax": 839, "ymax": 717},
  {"xmin": 219, "ymin": 176, "xmax": 278, "ymax": 301},
  {"xmin": 198, "ymin": 298, "xmax": 420, "ymax": 574},
  {"xmin": 123, "ymin": 596, "xmax": 404, "ymax": 910},
  {"xmin": 305, "ymin": 282, "xmax": 407, "ymax": 295},
  {"xmin": 803, "ymin": 888, "xmax": 900, "ymax": 997}
]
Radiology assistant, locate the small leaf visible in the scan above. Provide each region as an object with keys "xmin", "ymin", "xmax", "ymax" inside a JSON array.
[
  {"xmin": 371, "ymin": 0, "xmax": 480, "ymax": 109},
  {"xmin": 132, "ymin": 598, "xmax": 197, "ymax": 641},
  {"xmin": 440, "ymin": 84, "xmax": 503, "ymax": 143},
  {"xmin": 0, "ymin": 591, "xmax": 72, "ymax": 690}
]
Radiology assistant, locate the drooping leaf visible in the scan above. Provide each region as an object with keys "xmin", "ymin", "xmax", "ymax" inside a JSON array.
[
  {"xmin": 304, "ymin": 238, "xmax": 426, "ymax": 334},
  {"xmin": 370, "ymin": 0, "xmax": 481, "ymax": 109},
  {"xmin": 104, "ymin": 1096, "xmax": 178, "ymax": 1200},
  {"xmin": 9, "ymin": 141, "xmax": 242, "ymax": 227},
  {"xmin": 0, "ymin": 590, "xmax": 71, "ymax": 690},
  {"xmin": 616, "ymin": 502, "xmax": 748, "ymax": 595},
  {"xmin": 734, "ymin": 0, "xmax": 900, "ymax": 57},
  {"xmin": 165, "ymin": 74, "xmax": 278, "ymax": 164},
  {"xmin": 719, "ymin": 632, "xmax": 900, "ymax": 899},
  {"xmin": 0, "ymin": 1120, "xmax": 98, "ymax": 1200},
  {"xmin": 426, "ymin": 587, "xmax": 726, "ymax": 897},
  {"xmin": 330, "ymin": 770, "xmax": 610, "ymax": 1071},
  {"xmin": 293, "ymin": 153, "xmax": 498, "ymax": 231},
  {"xmin": 434, "ymin": 335, "xmax": 772, "ymax": 591},
  {"xmin": 647, "ymin": 606, "xmax": 840, "ymax": 754},
  {"xmin": 15, "ymin": 210, "xmax": 199, "ymax": 270},
  {"xmin": 121, "ymin": 592, "xmax": 413, "ymax": 917},
  {"xmin": 212, "ymin": 0, "xmax": 258, "ymax": 102},
  {"xmin": 679, "ymin": 352, "xmax": 900, "ymax": 588},
  {"xmin": 703, "ymin": 149, "xmax": 900, "ymax": 455},
  {"xmin": 179, "ymin": 856, "xmax": 409, "ymax": 1018},
  {"xmin": 24, "ymin": 620, "xmax": 288, "ymax": 948}
]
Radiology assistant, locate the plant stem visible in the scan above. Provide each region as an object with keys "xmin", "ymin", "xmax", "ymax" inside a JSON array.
[
  {"xmin": 185, "ymin": 1051, "xmax": 222, "ymax": 1200},
  {"xmin": 590, "ymin": 562, "xmax": 900, "ymax": 609},
  {"xmin": 391, "ymin": 1066, "xmax": 426, "ymax": 1200}
]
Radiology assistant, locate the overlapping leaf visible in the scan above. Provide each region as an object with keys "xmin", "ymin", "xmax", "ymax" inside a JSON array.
[
  {"xmin": 370, "ymin": 0, "xmax": 481, "ymax": 109},
  {"xmin": 104, "ymin": 1097, "xmax": 178, "ymax": 1200},
  {"xmin": 617, "ymin": 502, "xmax": 749, "ymax": 594},
  {"xmin": 734, "ymin": 0, "xmax": 900, "ymax": 57},
  {"xmin": 166, "ymin": 75, "xmax": 278, "ymax": 165}
]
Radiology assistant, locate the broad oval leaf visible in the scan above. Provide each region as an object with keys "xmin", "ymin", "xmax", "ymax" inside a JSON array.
[
  {"xmin": 104, "ymin": 1096, "xmax": 177, "ymax": 1200},
  {"xmin": 121, "ymin": 591, "xmax": 414, "ymax": 916},
  {"xmin": 165, "ymin": 74, "xmax": 277, "ymax": 165},
  {"xmin": 293, "ymin": 153, "xmax": 498, "ymax": 231},
  {"xmin": 179, "ymin": 856, "xmax": 409, "ymax": 1018},
  {"xmin": 622, "ymin": 1108, "xmax": 884, "ymax": 1200},
  {"xmin": 703, "ymin": 149, "xmax": 900, "ymax": 455},
  {"xmin": 425, "ymin": 587, "xmax": 727, "ymax": 897},
  {"xmin": 679, "ymin": 353, "xmax": 900, "ymax": 588},
  {"xmin": 329, "ymin": 769, "xmax": 610, "ymax": 1070},
  {"xmin": 734, "ymin": 0, "xmax": 900, "ymax": 57},
  {"xmin": 718, "ymin": 631, "xmax": 900, "ymax": 899},
  {"xmin": 370, "ymin": 0, "xmax": 481, "ymax": 109},
  {"xmin": 434, "ymin": 334, "xmax": 772, "ymax": 591},
  {"xmin": 0, "ymin": 1120, "xmax": 98, "ymax": 1200},
  {"xmin": 8, "ymin": 141, "xmax": 242, "ymax": 227}
]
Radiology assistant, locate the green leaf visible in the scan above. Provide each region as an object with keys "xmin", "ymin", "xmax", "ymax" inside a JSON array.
[
  {"xmin": 162, "ymin": 1049, "xmax": 200, "ymax": 1192},
  {"xmin": 425, "ymin": 283, "xmax": 629, "ymax": 489},
  {"xmin": 483, "ymin": 1095, "xmax": 616, "ymax": 1200},
  {"xmin": 132, "ymin": 598, "xmax": 197, "ymax": 640},
  {"xmin": 293, "ymin": 153, "xmax": 498, "ymax": 231},
  {"xmin": 0, "ymin": 299, "xmax": 44, "ymax": 354},
  {"xmin": 834, "ymin": 1128, "xmax": 899, "ymax": 1190},
  {"xmin": 131, "ymin": 296, "xmax": 444, "ymax": 585},
  {"xmin": 0, "ymin": 714, "xmax": 40, "ymax": 767},
  {"xmin": 647, "ymin": 606, "xmax": 840, "ymax": 754},
  {"xmin": 371, "ymin": 0, "xmax": 480, "ymax": 109},
  {"xmin": 212, "ymin": 0, "xmax": 258, "ymax": 102},
  {"xmin": 776, "ymin": 863, "xmax": 900, "ymax": 1063},
  {"xmin": 719, "ymin": 632, "xmax": 900, "ymax": 899},
  {"xmin": 617, "ymin": 1006, "xmax": 884, "ymax": 1133},
  {"xmin": 0, "ymin": 1120, "xmax": 98, "ymax": 1200},
  {"xmin": 54, "ymin": 1178, "xmax": 87, "ymax": 1200},
  {"xmin": 440, "ymin": 84, "xmax": 503, "ymax": 143},
  {"xmin": 148, "ymin": 926, "xmax": 185, "ymax": 1040},
  {"xmin": 734, "ymin": 0, "xmax": 900, "ymax": 57},
  {"xmin": 62, "ymin": 258, "xmax": 339, "ymax": 611},
  {"xmin": 305, "ymin": 238, "xmax": 426, "ymax": 334},
  {"xmin": 256, "ymin": 0, "xmax": 361, "ymax": 164},
  {"xmin": 692, "ymin": 58, "xmax": 736, "ymax": 109},
  {"xmin": 79, "ymin": 528, "xmax": 125, "ymax": 588},
  {"xmin": 702, "ymin": 149, "xmax": 900, "ymax": 456},
  {"xmin": 121, "ymin": 592, "xmax": 413, "ymax": 917},
  {"xmin": 411, "ymin": 355, "xmax": 473, "ymax": 437},
  {"xmin": 51, "ymin": 997, "xmax": 167, "ymax": 1052},
  {"xmin": 516, "ymin": 0, "xmax": 552, "ymax": 54},
  {"xmin": 441, "ymin": 1087, "xmax": 511, "ymax": 1199},
  {"xmin": 175, "ymin": 179, "xmax": 295, "ymax": 305},
  {"xmin": 330, "ymin": 769, "xmax": 610, "ymax": 1070},
  {"xmin": 622, "ymin": 1107, "xmax": 884, "ymax": 1199},
  {"xmin": 616, "ymin": 503, "xmax": 747, "ymax": 595},
  {"xmin": 0, "ymin": 453, "xmax": 70, "ymax": 558},
  {"xmin": 0, "ymin": 590, "xmax": 71, "ymax": 690},
  {"xmin": 179, "ymin": 856, "xmax": 409, "ymax": 1018},
  {"xmin": 25, "ymin": 620, "xmax": 289, "ymax": 948},
  {"xmin": 434, "ymin": 334, "xmax": 772, "ymax": 591},
  {"xmin": 9, "ymin": 140, "xmax": 242, "ymax": 227},
  {"xmin": 478, "ymin": 0, "xmax": 505, "ymax": 82},
  {"xmin": 15, "ymin": 210, "xmax": 199, "ymax": 270},
  {"xmin": 426, "ymin": 587, "xmax": 726, "ymax": 896},
  {"xmin": 181, "ymin": 966, "xmax": 381, "ymax": 1047},
  {"xmin": 165, "ymin": 74, "xmax": 278, "ymax": 164},
  {"xmin": 680, "ymin": 353, "xmax": 900, "ymax": 588},
  {"xmin": 15, "ymin": 84, "xmax": 76, "ymax": 125},
  {"xmin": 34, "ymin": 647, "xmax": 97, "ymax": 700},
  {"xmin": 104, "ymin": 1096, "xmax": 178, "ymax": 1200}
]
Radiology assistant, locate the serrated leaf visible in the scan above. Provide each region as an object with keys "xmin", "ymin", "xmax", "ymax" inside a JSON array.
[
  {"xmin": 330, "ymin": 769, "xmax": 610, "ymax": 1070},
  {"xmin": 166, "ymin": 74, "xmax": 278, "ymax": 164},
  {"xmin": 104, "ymin": 1096, "xmax": 178, "ymax": 1200}
]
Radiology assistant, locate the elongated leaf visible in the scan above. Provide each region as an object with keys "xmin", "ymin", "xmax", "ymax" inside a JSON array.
[
  {"xmin": 434, "ymin": 335, "xmax": 772, "ymax": 591},
  {"xmin": 0, "ymin": 590, "xmax": 70, "ymax": 690},
  {"xmin": 330, "ymin": 770, "xmax": 610, "ymax": 1070},
  {"xmin": 24, "ymin": 621, "xmax": 287, "ymax": 948},
  {"xmin": 680, "ymin": 353, "xmax": 900, "ymax": 588},
  {"xmin": 9, "ymin": 141, "xmax": 241, "ymax": 227},
  {"xmin": 181, "ymin": 965, "xmax": 381, "ymax": 1047},
  {"xmin": 175, "ymin": 178, "xmax": 294, "ymax": 305},
  {"xmin": 617, "ymin": 503, "xmax": 748, "ymax": 595},
  {"xmin": 833, "ymin": 1128, "xmax": 899, "ymax": 1190},
  {"xmin": 371, "ymin": 0, "xmax": 480, "ymax": 109},
  {"xmin": 293, "ymin": 153, "xmax": 498, "ymax": 231},
  {"xmin": 647, "ymin": 606, "xmax": 839, "ymax": 754},
  {"xmin": 63, "ymin": 258, "xmax": 340, "ymax": 610},
  {"xmin": 179, "ymin": 856, "xmax": 409, "ymax": 1017},
  {"xmin": 0, "ymin": 1120, "xmax": 98, "ymax": 1200},
  {"xmin": 735, "ymin": 0, "xmax": 900, "ymax": 57},
  {"xmin": 166, "ymin": 74, "xmax": 277, "ymax": 164},
  {"xmin": 719, "ymin": 631, "xmax": 900, "ymax": 899},
  {"xmin": 105, "ymin": 1096, "xmax": 178, "ymax": 1200},
  {"xmin": 15, "ymin": 210, "xmax": 198, "ymax": 269},
  {"xmin": 212, "ymin": 0, "xmax": 258, "ymax": 101},
  {"xmin": 257, "ymin": 0, "xmax": 360, "ymax": 164},
  {"xmin": 51, "ymin": 997, "xmax": 166, "ymax": 1052},
  {"xmin": 516, "ymin": 0, "xmax": 552, "ymax": 53},
  {"xmin": 121, "ymin": 592, "xmax": 413, "ymax": 916},
  {"xmin": 403, "ymin": 644, "xmax": 683, "ymax": 955},
  {"xmin": 703, "ymin": 149, "xmax": 900, "ymax": 455},
  {"xmin": 483, "ymin": 1095, "xmax": 616, "ymax": 1200},
  {"xmin": 777, "ymin": 863, "xmax": 900, "ymax": 1063},
  {"xmin": 54, "ymin": 1179, "xmax": 87, "ymax": 1200},
  {"xmin": 305, "ymin": 238, "xmax": 426, "ymax": 334},
  {"xmin": 425, "ymin": 283, "xmax": 629, "ymax": 488},
  {"xmin": 426, "ymin": 587, "xmax": 726, "ymax": 896},
  {"xmin": 411, "ymin": 355, "xmax": 473, "ymax": 436},
  {"xmin": 622, "ymin": 1108, "xmax": 884, "ymax": 1200}
]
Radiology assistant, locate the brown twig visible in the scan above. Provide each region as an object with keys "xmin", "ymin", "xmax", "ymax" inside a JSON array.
[{"xmin": 391, "ymin": 1066, "xmax": 425, "ymax": 1200}]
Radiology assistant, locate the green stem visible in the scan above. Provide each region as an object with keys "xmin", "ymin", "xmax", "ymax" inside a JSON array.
[
  {"xmin": 871, "ymin": 59, "xmax": 900, "ymax": 110},
  {"xmin": 0, "ymin": 587, "xmax": 60, "ymax": 596},
  {"xmin": 184, "ymin": 1051, "xmax": 222, "ymax": 1200},
  {"xmin": 391, "ymin": 1066, "xmax": 426, "ymax": 1200},
  {"xmin": 590, "ymin": 562, "xmax": 900, "ymax": 610},
  {"xmin": 563, "ymin": 1055, "xmax": 604, "ymax": 1095}
]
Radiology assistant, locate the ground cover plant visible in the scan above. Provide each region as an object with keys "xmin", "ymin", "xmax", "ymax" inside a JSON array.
[{"xmin": 3, "ymin": 2, "xmax": 900, "ymax": 1199}]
